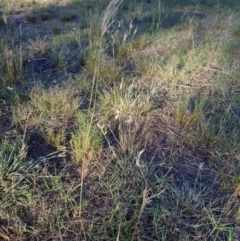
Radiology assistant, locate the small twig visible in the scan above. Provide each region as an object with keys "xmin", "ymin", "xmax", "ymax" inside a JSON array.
[
  {"xmin": 230, "ymin": 108, "xmax": 240, "ymax": 123},
  {"xmin": 135, "ymin": 149, "xmax": 145, "ymax": 168},
  {"xmin": 116, "ymin": 219, "xmax": 121, "ymax": 241},
  {"xmin": 131, "ymin": 187, "xmax": 165, "ymax": 241},
  {"xmin": 30, "ymin": 58, "xmax": 47, "ymax": 61},
  {"xmin": 80, "ymin": 218, "xmax": 87, "ymax": 241},
  {"xmin": 202, "ymin": 65, "xmax": 231, "ymax": 76}
]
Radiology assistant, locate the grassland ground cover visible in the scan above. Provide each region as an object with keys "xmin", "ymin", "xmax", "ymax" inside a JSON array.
[{"xmin": 0, "ymin": 0, "xmax": 240, "ymax": 240}]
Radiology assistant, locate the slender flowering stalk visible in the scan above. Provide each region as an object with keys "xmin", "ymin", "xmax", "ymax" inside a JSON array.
[{"xmin": 101, "ymin": 0, "xmax": 123, "ymax": 38}]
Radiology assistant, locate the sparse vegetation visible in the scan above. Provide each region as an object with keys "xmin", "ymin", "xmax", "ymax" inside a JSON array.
[{"xmin": 0, "ymin": 0, "xmax": 240, "ymax": 240}]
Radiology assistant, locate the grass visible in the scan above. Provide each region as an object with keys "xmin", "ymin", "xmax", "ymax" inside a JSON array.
[{"xmin": 0, "ymin": 0, "xmax": 240, "ymax": 240}]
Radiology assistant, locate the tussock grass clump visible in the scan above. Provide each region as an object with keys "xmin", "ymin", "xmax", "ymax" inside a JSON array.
[
  {"xmin": 115, "ymin": 34, "xmax": 150, "ymax": 58},
  {"xmin": 99, "ymin": 82, "xmax": 152, "ymax": 121},
  {"xmin": 40, "ymin": 12, "xmax": 51, "ymax": 21},
  {"xmin": 49, "ymin": 49, "xmax": 66, "ymax": 69},
  {"xmin": 26, "ymin": 14, "xmax": 37, "ymax": 23},
  {"xmin": 0, "ymin": 41, "xmax": 23, "ymax": 88},
  {"xmin": 0, "ymin": 136, "xmax": 66, "ymax": 205},
  {"xmin": 59, "ymin": 14, "xmax": 76, "ymax": 22},
  {"xmin": 85, "ymin": 51, "xmax": 122, "ymax": 83},
  {"xmin": 27, "ymin": 37, "xmax": 49, "ymax": 55},
  {"xmin": 51, "ymin": 27, "xmax": 62, "ymax": 35},
  {"xmin": 13, "ymin": 84, "xmax": 80, "ymax": 125},
  {"xmin": 71, "ymin": 112, "xmax": 102, "ymax": 177},
  {"xmin": 98, "ymin": 82, "xmax": 153, "ymax": 156},
  {"xmin": 13, "ymin": 82, "xmax": 81, "ymax": 147}
]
